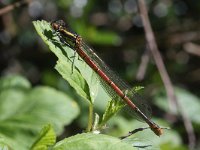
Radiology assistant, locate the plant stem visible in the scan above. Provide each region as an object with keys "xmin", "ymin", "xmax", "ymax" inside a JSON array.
[{"xmin": 86, "ymin": 103, "xmax": 94, "ymax": 132}]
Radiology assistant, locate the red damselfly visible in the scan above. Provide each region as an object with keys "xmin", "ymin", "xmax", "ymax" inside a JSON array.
[{"xmin": 51, "ymin": 20, "xmax": 163, "ymax": 136}]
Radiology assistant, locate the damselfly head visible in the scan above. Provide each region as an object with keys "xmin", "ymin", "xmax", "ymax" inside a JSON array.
[
  {"xmin": 52, "ymin": 20, "xmax": 66, "ymax": 26},
  {"xmin": 51, "ymin": 22, "xmax": 59, "ymax": 31},
  {"xmin": 51, "ymin": 20, "xmax": 65, "ymax": 31},
  {"xmin": 51, "ymin": 20, "xmax": 77, "ymax": 38}
]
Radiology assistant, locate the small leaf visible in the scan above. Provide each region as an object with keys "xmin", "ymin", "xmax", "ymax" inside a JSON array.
[
  {"xmin": 132, "ymin": 86, "xmax": 144, "ymax": 93},
  {"xmin": 100, "ymin": 99, "xmax": 125, "ymax": 127},
  {"xmin": 53, "ymin": 133, "xmax": 136, "ymax": 150},
  {"xmin": 30, "ymin": 124, "xmax": 56, "ymax": 150}
]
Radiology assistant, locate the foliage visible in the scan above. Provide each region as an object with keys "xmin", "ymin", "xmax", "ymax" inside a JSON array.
[
  {"xmin": 0, "ymin": 75, "xmax": 79, "ymax": 149},
  {"xmin": 32, "ymin": 20, "xmax": 197, "ymax": 149},
  {"xmin": 53, "ymin": 133, "xmax": 136, "ymax": 150},
  {"xmin": 30, "ymin": 124, "xmax": 56, "ymax": 150},
  {"xmin": 1, "ymin": 0, "xmax": 200, "ymax": 149},
  {"xmin": 31, "ymin": 126, "xmax": 137, "ymax": 150}
]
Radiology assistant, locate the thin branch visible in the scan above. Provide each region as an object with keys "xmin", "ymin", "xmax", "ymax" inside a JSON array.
[
  {"xmin": 168, "ymin": 30, "xmax": 200, "ymax": 46},
  {"xmin": 184, "ymin": 42, "xmax": 200, "ymax": 57},
  {"xmin": 136, "ymin": 0, "xmax": 196, "ymax": 149},
  {"xmin": 178, "ymin": 103, "xmax": 196, "ymax": 149},
  {"xmin": 0, "ymin": 0, "xmax": 31, "ymax": 16},
  {"xmin": 137, "ymin": 0, "xmax": 177, "ymax": 112},
  {"xmin": 136, "ymin": 45, "xmax": 150, "ymax": 81}
]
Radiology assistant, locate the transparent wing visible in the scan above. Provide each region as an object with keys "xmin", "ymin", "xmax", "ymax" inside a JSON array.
[{"xmin": 81, "ymin": 42, "xmax": 152, "ymax": 120}]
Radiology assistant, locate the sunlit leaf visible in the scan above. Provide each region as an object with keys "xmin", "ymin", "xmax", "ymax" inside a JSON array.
[
  {"xmin": 53, "ymin": 133, "xmax": 136, "ymax": 150},
  {"xmin": 33, "ymin": 20, "xmax": 99, "ymax": 104},
  {"xmin": 100, "ymin": 99, "xmax": 125, "ymax": 127}
]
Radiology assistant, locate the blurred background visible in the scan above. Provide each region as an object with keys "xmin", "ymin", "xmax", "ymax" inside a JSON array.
[{"xmin": 0, "ymin": 0, "xmax": 200, "ymax": 150}]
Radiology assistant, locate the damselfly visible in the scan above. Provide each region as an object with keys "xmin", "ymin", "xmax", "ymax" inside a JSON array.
[{"xmin": 51, "ymin": 20, "xmax": 163, "ymax": 136}]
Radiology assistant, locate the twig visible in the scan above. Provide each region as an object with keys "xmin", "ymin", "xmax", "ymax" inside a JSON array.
[
  {"xmin": 136, "ymin": 45, "xmax": 150, "ymax": 81},
  {"xmin": 136, "ymin": 0, "xmax": 196, "ymax": 149},
  {"xmin": 0, "ymin": 0, "xmax": 31, "ymax": 16},
  {"xmin": 136, "ymin": 0, "xmax": 177, "ymax": 112},
  {"xmin": 178, "ymin": 103, "xmax": 196, "ymax": 149},
  {"xmin": 183, "ymin": 42, "xmax": 200, "ymax": 57},
  {"xmin": 169, "ymin": 31, "xmax": 200, "ymax": 46}
]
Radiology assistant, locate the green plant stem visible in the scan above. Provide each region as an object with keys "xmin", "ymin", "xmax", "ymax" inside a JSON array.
[
  {"xmin": 86, "ymin": 103, "xmax": 94, "ymax": 132},
  {"xmin": 98, "ymin": 121, "xmax": 105, "ymax": 129}
]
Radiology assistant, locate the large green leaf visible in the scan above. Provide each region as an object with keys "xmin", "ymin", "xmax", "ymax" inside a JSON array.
[
  {"xmin": 0, "ymin": 75, "xmax": 79, "ymax": 149},
  {"xmin": 53, "ymin": 133, "xmax": 136, "ymax": 150},
  {"xmin": 33, "ymin": 20, "xmax": 99, "ymax": 104}
]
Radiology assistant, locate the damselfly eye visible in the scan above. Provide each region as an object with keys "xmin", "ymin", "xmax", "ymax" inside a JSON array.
[{"xmin": 51, "ymin": 22, "xmax": 59, "ymax": 30}]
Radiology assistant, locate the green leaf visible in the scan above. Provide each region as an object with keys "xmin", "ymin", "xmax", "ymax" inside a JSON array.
[
  {"xmin": 132, "ymin": 86, "xmax": 144, "ymax": 93},
  {"xmin": 53, "ymin": 133, "xmax": 136, "ymax": 150},
  {"xmin": 0, "ymin": 137, "xmax": 12, "ymax": 150},
  {"xmin": 100, "ymin": 100, "xmax": 125, "ymax": 127},
  {"xmin": 0, "ymin": 75, "xmax": 79, "ymax": 150},
  {"xmin": 33, "ymin": 20, "xmax": 99, "ymax": 104},
  {"xmin": 72, "ymin": 21, "xmax": 121, "ymax": 45},
  {"xmin": 97, "ymin": 86, "xmax": 144, "ymax": 128},
  {"xmin": 0, "ymin": 75, "xmax": 30, "ymax": 90},
  {"xmin": 154, "ymin": 87, "xmax": 200, "ymax": 124},
  {"xmin": 83, "ymin": 26, "xmax": 121, "ymax": 45},
  {"xmin": 30, "ymin": 124, "xmax": 56, "ymax": 150}
]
